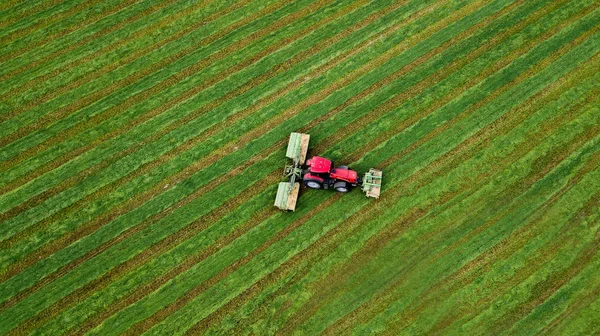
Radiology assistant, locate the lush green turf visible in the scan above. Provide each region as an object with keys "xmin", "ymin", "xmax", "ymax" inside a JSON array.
[{"xmin": 1, "ymin": 0, "xmax": 599, "ymax": 334}]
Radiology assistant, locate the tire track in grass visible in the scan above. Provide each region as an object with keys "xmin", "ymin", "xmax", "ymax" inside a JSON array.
[
  {"xmin": 237, "ymin": 76, "xmax": 598, "ymax": 336},
  {"xmin": 276, "ymin": 25, "xmax": 590, "ymax": 331},
  {"xmin": 0, "ymin": 0, "xmax": 371, "ymax": 226},
  {"xmin": 0, "ymin": 0, "xmax": 416, "ymax": 277},
  {"xmin": 185, "ymin": 6, "xmax": 596, "ymax": 332},
  {"xmin": 380, "ymin": 137, "xmax": 600, "ymax": 334},
  {"xmin": 24, "ymin": 0, "xmax": 488, "ymax": 330},
  {"xmin": 0, "ymin": 0, "xmax": 186, "ymax": 82},
  {"xmin": 0, "ymin": 0, "xmax": 297, "ymax": 153},
  {"xmin": 0, "ymin": 0, "xmax": 106, "ymax": 46},
  {"xmin": 0, "ymin": 0, "xmax": 146, "ymax": 65},
  {"xmin": 0, "ymin": 0, "xmax": 464, "ymax": 315}
]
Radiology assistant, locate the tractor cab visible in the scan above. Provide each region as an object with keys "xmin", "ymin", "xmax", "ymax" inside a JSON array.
[{"xmin": 306, "ymin": 156, "xmax": 331, "ymax": 174}]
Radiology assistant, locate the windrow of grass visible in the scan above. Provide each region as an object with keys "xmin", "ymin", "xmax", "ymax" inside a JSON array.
[
  {"xmin": 112, "ymin": 8, "xmax": 600, "ymax": 331},
  {"xmin": 206, "ymin": 67, "xmax": 599, "ymax": 335},
  {"xmin": 0, "ymin": 0, "xmax": 92, "ymax": 42},
  {"xmin": 0, "ymin": 0, "xmax": 146, "ymax": 65},
  {"xmin": 294, "ymin": 100, "xmax": 600, "ymax": 335},
  {"xmin": 0, "ymin": 0, "xmax": 210, "ymax": 86},
  {"xmin": 351, "ymin": 107, "xmax": 600, "ymax": 335},
  {"xmin": 0, "ymin": 0, "xmax": 428, "ymax": 272}
]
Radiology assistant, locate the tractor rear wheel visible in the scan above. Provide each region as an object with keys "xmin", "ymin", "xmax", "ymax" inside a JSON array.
[
  {"xmin": 334, "ymin": 181, "xmax": 349, "ymax": 193},
  {"xmin": 305, "ymin": 180, "xmax": 323, "ymax": 189}
]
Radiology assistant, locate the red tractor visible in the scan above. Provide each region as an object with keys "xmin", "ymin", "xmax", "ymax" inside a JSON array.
[
  {"xmin": 275, "ymin": 133, "xmax": 382, "ymax": 211},
  {"xmin": 302, "ymin": 156, "xmax": 359, "ymax": 192}
]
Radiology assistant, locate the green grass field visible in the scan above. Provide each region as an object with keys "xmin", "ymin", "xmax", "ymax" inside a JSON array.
[{"xmin": 1, "ymin": 0, "xmax": 599, "ymax": 334}]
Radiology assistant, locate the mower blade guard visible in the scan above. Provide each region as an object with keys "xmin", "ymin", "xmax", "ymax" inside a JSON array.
[
  {"xmin": 362, "ymin": 168, "xmax": 382, "ymax": 198},
  {"xmin": 274, "ymin": 182, "xmax": 300, "ymax": 211},
  {"xmin": 285, "ymin": 132, "xmax": 310, "ymax": 165}
]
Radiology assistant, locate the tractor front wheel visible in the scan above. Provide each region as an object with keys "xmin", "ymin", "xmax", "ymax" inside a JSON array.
[
  {"xmin": 334, "ymin": 181, "xmax": 349, "ymax": 193},
  {"xmin": 305, "ymin": 180, "xmax": 323, "ymax": 189}
]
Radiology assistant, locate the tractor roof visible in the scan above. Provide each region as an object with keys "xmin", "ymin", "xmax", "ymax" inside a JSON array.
[{"xmin": 307, "ymin": 156, "xmax": 331, "ymax": 173}]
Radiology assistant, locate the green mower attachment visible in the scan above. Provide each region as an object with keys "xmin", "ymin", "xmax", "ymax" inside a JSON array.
[{"xmin": 274, "ymin": 132, "xmax": 310, "ymax": 211}]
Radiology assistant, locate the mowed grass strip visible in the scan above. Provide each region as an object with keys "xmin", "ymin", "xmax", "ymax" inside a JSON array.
[
  {"xmin": 0, "ymin": 0, "xmax": 147, "ymax": 64},
  {"xmin": 0, "ymin": 0, "xmax": 232, "ymax": 94},
  {"xmin": 343, "ymin": 100, "xmax": 600, "ymax": 336},
  {"xmin": 349, "ymin": 85, "xmax": 600, "ymax": 335},
  {"xmin": 0, "ymin": 0, "xmax": 193, "ymax": 85},
  {"xmin": 0, "ymin": 0, "xmax": 454, "ymax": 318},
  {"xmin": 0, "ymin": 0, "xmax": 100, "ymax": 43},
  {"xmin": 0, "ymin": 0, "xmax": 336, "ymax": 227},
  {"xmin": 0, "ymin": 0, "xmax": 420, "ymax": 278}
]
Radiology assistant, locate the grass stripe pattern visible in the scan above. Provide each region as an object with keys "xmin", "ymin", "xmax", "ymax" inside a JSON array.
[{"xmin": 1, "ymin": 0, "xmax": 599, "ymax": 334}]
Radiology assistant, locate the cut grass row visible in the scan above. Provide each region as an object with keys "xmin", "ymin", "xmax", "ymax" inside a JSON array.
[
  {"xmin": 0, "ymin": 0, "xmax": 427, "ymax": 272},
  {"xmin": 91, "ymin": 11, "xmax": 600, "ymax": 336},
  {"xmin": 0, "ymin": 0, "xmax": 145, "ymax": 64},
  {"xmin": 199, "ymin": 25, "xmax": 600, "ymax": 332},
  {"xmin": 302, "ymin": 99, "xmax": 600, "ymax": 335},
  {"xmin": 0, "ymin": 0, "xmax": 383, "ymax": 227},
  {"xmin": 352, "ymin": 87, "xmax": 600, "ymax": 335},
  {"xmin": 0, "ymin": 0, "xmax": 202, "ymax": 86}
]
